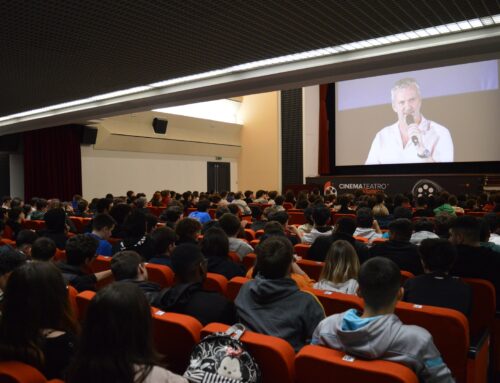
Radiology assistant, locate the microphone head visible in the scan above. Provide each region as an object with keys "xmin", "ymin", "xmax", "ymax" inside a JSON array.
[
  {"xmin": 405, "ymin": 114, "xmax": 415, "ymax": 125},
  {"xmin": 411, "ymin": 135, "xmax": 419, "ymax": 145}
]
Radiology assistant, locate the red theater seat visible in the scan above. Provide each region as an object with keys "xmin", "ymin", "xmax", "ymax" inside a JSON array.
[
  {"xmin": 203, "ymin": 272, "xmax": 228, "ymax": 295},
  {"xmin": 0, "ymin": 361, "xmax": 65, "ymax": 383},
  {"xmin": 145, "ymin": 263, "xmax": 174, "ymax": 288}
]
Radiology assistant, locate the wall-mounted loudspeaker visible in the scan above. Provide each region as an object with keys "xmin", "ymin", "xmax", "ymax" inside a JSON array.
[
  {"xmin": 0, "ymin": 134, "xmax": 20, "ymax": 152},
  {"xmin": 152, "ymin": 118, "xmax": 168, "ymax": 134},
  {"xmin": 81, "ymin": 126, "xmax": 98, "ymax": 145}
]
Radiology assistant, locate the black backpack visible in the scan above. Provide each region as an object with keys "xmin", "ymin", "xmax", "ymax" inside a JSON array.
[{"xmin": 184, "ymin": 324, "xmax": 261, "ymax": 383}]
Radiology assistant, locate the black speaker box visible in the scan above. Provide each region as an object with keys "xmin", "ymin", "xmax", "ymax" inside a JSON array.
[
  {"xmin": 0, "ymin": 134, "xmax": 20, "ymax": 152},
  {"xmin": 152, "ymin": 118, "xmax": 168, "ymax": 134},
  {"xmin": 81, "ymin": 127, "xmax": 98, "ymax": 145}
]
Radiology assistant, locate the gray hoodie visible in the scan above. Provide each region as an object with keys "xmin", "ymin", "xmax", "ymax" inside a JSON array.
[
  {"xmin": 235, "ymin": 275, "xmax": 325, "ymax": 352},
  {"xmin": 312, "ymin": 309, "xmax": 455, "ymax": 383}
]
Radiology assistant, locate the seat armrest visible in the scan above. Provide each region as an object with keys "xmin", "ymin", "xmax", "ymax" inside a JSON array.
[{"xmin": 468, "ymin": 328, "xmax": 490, "ymax": 359}]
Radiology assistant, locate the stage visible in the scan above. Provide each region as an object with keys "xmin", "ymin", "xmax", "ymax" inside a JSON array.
[{"xmin": 304, "ymin": 174, "xmax": 499, "ymax": 197}]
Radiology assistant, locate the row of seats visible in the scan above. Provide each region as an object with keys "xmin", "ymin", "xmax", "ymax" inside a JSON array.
[{"xmin": 73, "ymin": 289, "xmax": 418, "ymax": 383}]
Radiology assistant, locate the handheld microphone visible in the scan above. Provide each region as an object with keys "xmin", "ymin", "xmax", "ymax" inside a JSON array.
[{"xmin": 405, "ymin": 114, "xmax": 419, "ymax": 146}]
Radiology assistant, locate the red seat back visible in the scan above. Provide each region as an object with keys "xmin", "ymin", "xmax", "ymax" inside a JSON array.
[
  {"xmin": 75, "ymin": 290, "xmax": 96, "ymax": 321},
  {"xmin": 145, "ymin": 263, "xmax": 174, "ymax": 288},
  {"xmin": 0, "ymin": 361, "xmax": 64, "ymax": 383},
  {"xmin": 294, "ymin": 244, "xmax": 311, "ymax": 259},
  {"xmin": 152, "ymin": 309, "xmax": 202, "ymax": 374},
  {"xmin": 243, "ymin": 253, "xmax": 257, "ymax": 271},
  {"xmin": 203, "ymin": 273, "xmax": 228, "ymax": 295},
  {"xmin": 331, "ymin": 214, "xmax": 356, "ymax": 224},
  {"xmin": 244, "ymin": 228, "xmax": 256, "ymax": 242},
  {"xmin": 22, "ymin": 219, "xmax": 46, "ymax": 231},
  {"xmin": 313, "ymin": 289, "xmax": 364, "ymax": 317},
  {"xmin": 201, "ymin": 323, "xmax": 295, "ymax": 383},
  {"xmin": 297, "ymin": 259, "xmax": 324, "ymax": 281},
  {"xmin": 296, "ymin": 345, "xmax": 418, "ymax": 383},
  {"xmin": 227, "ymin": 276, "xmax": 250, "ymax": 301},
  {"xmin": 288, "ymin": 212, "xmax": 307, "ymax": 225},
  {"xmin": 463, "ymin": 278, "xmax": 496, "ymax": 339}
]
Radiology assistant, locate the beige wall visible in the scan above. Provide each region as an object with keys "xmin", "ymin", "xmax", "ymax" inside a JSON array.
[
  {"xmin": 303, "ymin": 85, "xmax": 320, "ymax": 179},
  {"xmin": 238, "ymin": 92, "xmax": 280, "ymax": 191}
]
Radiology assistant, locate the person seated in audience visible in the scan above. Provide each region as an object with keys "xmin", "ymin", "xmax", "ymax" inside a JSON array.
[
  {"xmin": 274, "ymin": 195, "xmax": 286, "ymax": 211},
  {"xmin": 0, "ymin": 245, "xmax": 26, "ymax": 305},
  {"xmin": 448, "ymin": 195, "xmax": 464, "ymax": 215},
  {"xmin": 0, "ymin": 262, "xmax": 77, "ymax": 380},
  {"xmin": 109, "ymin": 203, "xmax": 132, "ymax": 238},
  {"xmin": 201, "ymin": 227, "xmax": 246, "ymax": 280},
  {"xmin": 284, "ymin": 189, "xmax": 296, "ymax": 205},
  {"xmin": 231, "ymin": 192, "xmax": 252, "ymax": 215},
  {"xmin": 1, "ymin": 196, "xmax": 11, "ymax": 210},
  {"xmin": 160, "ymin": 204, "xmax": 183, "ymax": 229},
  {"xmin": 67, "ymin": 282, "xmax": 187, "ymax": 383},
  {"xmin": 334, "ymin": 194, "xmax": 353, "ymax": 214},
  {"xmin": 410, "ymin": 219, "xmax": 439, "ymax": 245},
  {"xmin": 86, "ymin": 213, "xmax": 116, "ymax": 256},
  {"xmin": 39, "ymin": 208, "xmax": 69, "ymax": 249},
  {"xmin": 484, "ymin": 212, "xmax": 500, "ymax": 246},
  {"xmin": 153, "ymin": 243, "xmax": 236, "ymax": 326},
  {"xmin": 149, "ymin": 191, "xmax": 163, "ymax": 207},
  {"xmin": 219, "ymin": 213, "xmax": 253, "ymax": 260},
  {"xmin": 372, "ymin": 199, "xmax": 392, "ymax": 230},
  {"xmin": 15, "ymin": 229, "xmax": 38, "ymax": 258},
  {"xmin": 31, "ymin": 237, "xmax": 57, "ymax": 262},
  {"xmin": 479, "ymin": 218, "xmax": 500, "ymax": 253},
  {"xmin": 175, "ymin": 217, "xmax": 202, "ymax": 245},
  {"xmin": 404, "ymin": 239, "xmax": 471, "ymax": 317},
  {"xmin": 5, "ymin": 206, "xmax": 24, "ymax": 240},
  {"xmin": 148, "ymin": 226, "xmax": 177, "ymax": 267},
  {"xmin": 353, "ymin": 207, "xmax": 383, "ymax": 242},
  {"xmin": 243, "ymin": 190, "xmax": 254, "ymax": 204},
  {"xmin": 253, "ymin": 189, "xmax": 269, "ymax": 204},
  {"xmin": 449, "ymin": 216, "xmax": 500, "ymax": 306},
  {"xmin": 145, "ymin": 213, "xmax": 158, "ymax": 235},
  {"xmin": 370, "ymin": 219, "xmax": 423, "ymax": 275},
  {"xmin": 267, "ymin": 210, "xmax": 303, "ymax": 245},
  {"xmin": 30, "ymin": 198, "xmax": 48, "ymax": 220},
  {"xmin": 413, "ymin": 196, "xmax": 435, "ymax": 217},
  {"xmin": 313, "ymin": 240, "xmax": 360, "ymax": 294},
  {"xmin": 188, "ymin": 198, "xmax": 212, "ymax": 224},
  {"xmin": 75, "ymin": 199, "xmax": 93, "ymax": 218},
  {"xmin": 202, "ymin": 205, "xmax": 229, "ymax": 233},
  {"xmin": 114, "ymin": 210, "xmax": 156, "ymax": 260},
  {"xmin": 302, "ymin": 205, "xmax": 333, "ymax": 244},
  {"xmin": 297, "ymin": 206, "xmax": 314, "ymax": 235},
  {"xmin": 248, "ymin": 206, "xmax": 274, "ymax": 232},
  {"xmin": 111, "ymin": 251, "xmax": 160, "ymax": 303},
  {"xmin": 308, "ymin": 217, "xmax": 370, "ymax": 264},
  {"xmin": 57, "ymin": 234, "xmax": 112, "ymax": 292},
  {"xmin": 133, "ymin": 196, "xmax": 150, "ymax": 216},
  {"xmin": 312, "ymin": 257, "xmax": 454, "ymax": 383},
  {"xmin": 433, "ymin": 192, "xmax": 456, "ymax": 216},
  {"xmin": 434, "ymin": 212, "xmax": 455, "ymax": 239},
  {"xmin": 235, "ymin": 236, "xmax": 325, "ymax": 352}
]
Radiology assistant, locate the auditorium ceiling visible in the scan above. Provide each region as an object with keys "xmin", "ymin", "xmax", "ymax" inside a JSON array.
[{"xmin": 1, "ymin": 0, "xmax": 499, "ymax": 118}]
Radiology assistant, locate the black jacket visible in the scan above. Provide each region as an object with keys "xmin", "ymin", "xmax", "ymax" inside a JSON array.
[
  {"xmin": 369, "ymin": 240, "xmax": 424, "ymax": 276},
  {"xmin": 308, "ymin": 232, "xmax": 370, "ymax": 264},
  {"xmin": 153, "ymin": 282, "xmax": 236, "ymax": 326},
  {"xmin": 123, "ymin": 279, "xmax": 161, "ymax": 304},
  {"xmin": 56, "ymin": 262, "xmax": 97, "ymax": 292},
  {"xmin": 112, "ymin": 235, "xmax": 156, "ymax": 260},
  {"xmin": 207, "ymin": 256, "xmax": 246, "ymax": 280}
]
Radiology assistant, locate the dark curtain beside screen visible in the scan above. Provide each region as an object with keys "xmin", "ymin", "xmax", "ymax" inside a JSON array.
[
  {"xmin": 318, "ymin": 83, "xmax": 336, "ymax": 175},
  {"xmin": 23, "ymin": 125, "xmax": 82, "ymax": 201}
]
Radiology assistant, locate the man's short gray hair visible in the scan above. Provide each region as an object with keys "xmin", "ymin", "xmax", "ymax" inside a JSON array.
[{"xmin": 391, "ymin": 78, "xmax": 421, "ymax": 104}]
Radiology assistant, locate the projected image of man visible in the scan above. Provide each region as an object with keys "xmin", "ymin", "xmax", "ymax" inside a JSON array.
[{"xmin": 365, "ymin": 78, "xmax": 454, "ymax": 165}]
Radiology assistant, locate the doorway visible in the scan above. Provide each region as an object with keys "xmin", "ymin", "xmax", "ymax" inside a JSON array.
[{"xmin": 207, "ymin": 162, "xmax": 230, "ymax": 193}]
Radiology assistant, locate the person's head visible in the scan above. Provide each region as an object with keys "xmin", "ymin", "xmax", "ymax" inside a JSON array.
[
  {"xmin": 434, "ymin": 213, "xmax": 456, "ymax": 238},
  {"xmin": 393, "ymin": 206, "xmax": 413, "ymax": 220},
  {"xmin": 31, "ymin": 237, "xmax": 57, "ymax": 262},
  {"xmin": 391, "ymin": 77, "xmax": 422, "ymax": 124},
  {"xmin": 126, "ymin": 190, "xmax": 135, "ymax": 199},
  {"xmin": 244, "ymin": 190, "xmax": 254, "ymax": 200},
  {"xmin": 111, "ymin": 251, "xmax": 147, "ymax": 281},
  {"xmin": 77, "ymin": 199, "xmax": 89, "ymax": 215},
  {"xmin": 43, "ymin": 208, "xmax": 67, "ymax": 232},
  {"xmin": 263, "ymin": 221, "xmax": 285, "ymax": 237},
  {"xmin": 312, "ymin": 205, "xmax": 331, "ymax": 227},
  {"xmin": 10, "ymin": 198, "xmax": 23, "ymax": 209},
  {"xmin": 419, "ymin": 238, "xmax": 457, "ymax": 274},
  {"xmin": 449, "ymin": 216, "xmax": 481, "ymax": 246},
  {"xmin": 0, "ymin": 245, "xmax": 26, "ymax": 290},
  {"xmin": 274, "ymin": 195, "xmax": 285, "ymax": 207},
  {"xmin": 145, "ymin": 214, "xmax": 158, "ymax": 234},
  {"xmin": 0, "ymin": 262, "xmax": 76, "ymax": 371},
  {"xmin": 388, "ymin": 219, "xmax": 413, "ymax": 242},
  {"xmin": 215, "ymin": 206, "xmax": 230, "ymax": 220},
  {"xmin": 163, "ymin": 205, "xmax": 183, "ymax": 224},
  {"xmin": 8, "ymin": 206, "xmax": 24, "ymax": 223},
  {"xmin": 413, "ymin": 219, "xmax": 435, "ymax": 233},
  {"xmin": 134, "ymin": 196, "xmax": 147, "ymax": 209},
  {"xmin": 303, "ymin": 207, "xmax": 314, "ymax": 226},
  {"xmin": 123, "ymin": 210, "xmax": 148, "ymax": 238},
  {"xmin": 197, "ymin": 199, "xmax": 210, "ymax": 212},
  {"xmin": 484, "ymin": 212, "xmax": 500, "ymax": 235},
  {"xmin": 358, "ymin": 257, "xmax": 402, "ymax": 313},
  {"xmin": 415, "ymin": 196, "xmax": 428, "ymax": 208},
  {"xmin": 92, "ymin": 213, "xmax": 116, "ymax": 239},
  {"xmin": 65, "ymin": 234, "xmax": 99, "ymax": 267},
  {"xmin": 284, "ymin": 190, "xmax": 295, "ymax": 203},
  {"xmin": 175, "ymin": 217, "xmax": 202, "ymax": 243},
  {"xmin": 255, "ymin": 190, "xmax": 267, "ymax": 200},
  {"xmin": 320, "ymin": 240, "xmax": 360, "ymax": 284},
  {"xmin": 254, "ymin": 236, "xmax": 293, "ymax": 279},
  {"xmin": 218, "ymin": 213, "xmax": 242, "ymax": 237},
  {"xmin": 227, "ymin": 204, "xmax": 241, "ymax": 215},
  {"xmin": 201, "ymin": 227, "xmax": 229, "ymax": 259},
  {"xmin": 34, "ymin": 198, "xmax": 48, "ymax": 212},
  {"xmin": 268, "ymin": 211, "xmax": 289, "ymax": 226},
  {"xmin": 15, "ymin": 230, "xmax": 38, "ymax": 257},
  {"xmin": 150, "ymin": 226, "xmax": 177, "ymax": 257},
  {"xmin": 337, "ymin": 194, "xmax": 351, "ymax": 209},
  {"xmin": 334, "ymin": 217, "xmax": 357, "ymax": 236},
  {"xmin": 356, "ymin": 207, "xmax": 373, "ymax": 228},
  {"xmin": 372, "ymin": 203, "xmax": 389, "ymax": 217},
  {"xmin": 96, "ymin": 198, "xmax": 113, "ymax": 214},
  {"xmin": 2, "ymin": 196, "xmax": 12, "ymax": 208},
  {"xmin": 171, "ymin": 243, "xmax": 206, "ymax": 283},
  {"xmin": 67, "ymin": 282, "xmax": 158, "ymax": 383}
]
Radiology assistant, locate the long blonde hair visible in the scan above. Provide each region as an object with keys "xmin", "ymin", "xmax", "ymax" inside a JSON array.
[{"xmin": 319, "ymin": 240, "xmax": 360, "ymax": 284}]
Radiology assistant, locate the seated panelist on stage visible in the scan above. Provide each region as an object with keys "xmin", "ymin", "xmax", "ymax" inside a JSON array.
[{"xmin": 365, "ymin": 78, "xmax": 454, "ymax": 165}]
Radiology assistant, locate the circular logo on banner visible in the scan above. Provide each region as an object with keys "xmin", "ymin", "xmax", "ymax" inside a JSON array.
[
  {"xmin": 324, "ymin": 181, "xmax": 337, "ymax": 196},
  {"xmin": 412, "ymin": 179, "xmax": 443, "ymax": 198}
]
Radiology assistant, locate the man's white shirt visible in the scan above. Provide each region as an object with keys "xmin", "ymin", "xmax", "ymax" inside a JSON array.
[{"xmin": 365, "ymin": 116, "xmax": 454, "ymax": 165}]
